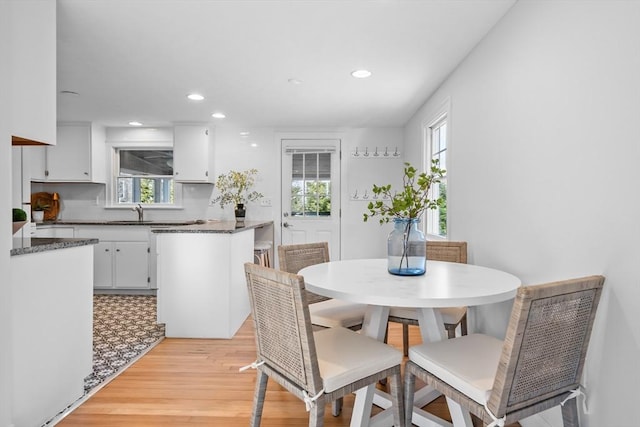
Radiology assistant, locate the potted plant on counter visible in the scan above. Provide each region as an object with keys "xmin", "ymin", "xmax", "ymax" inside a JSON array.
[
  {"xmin": 31, "ymin": 201, "xmax": 49, "ymax": 223},
  {"xmin": 212, "ymin": 168, "xmax": 263, "ymax": 223},
  {"xmin": 12, "ymin": 208, "xmax": 27, "ymax": 234},
  {"xmin": 363, "ymin": 160, "xmax": 446, "ymax": 276}
]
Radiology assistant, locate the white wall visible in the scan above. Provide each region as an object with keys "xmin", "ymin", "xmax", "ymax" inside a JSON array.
[
  {"xmin": 1, "ymin": 0, "xmax": 13, "ymax": 424},
  {"xmin": 404, "ymin": 1, "xmax": 639, "ymax": 426},
  {"xmin": 341, "ymin": 127, "xmax": 404, "ymax": 260}
]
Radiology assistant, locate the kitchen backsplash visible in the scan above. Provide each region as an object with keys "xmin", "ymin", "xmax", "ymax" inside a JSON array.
[{"xmin": 29, "ymin": 181, "xmax": 266, "ymax": 222}]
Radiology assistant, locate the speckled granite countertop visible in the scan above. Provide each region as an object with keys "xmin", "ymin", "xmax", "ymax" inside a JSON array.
[
  {"xmin": 39, "ymin": 219, "xmax": 207, "ymax": 226},
  {"xmin": 11, "ymin": 237, "xmax": 99, "ymax": 256},
  {"xmin": 151, "ymin": 220, "xmax": 273, "ymax": 234}
]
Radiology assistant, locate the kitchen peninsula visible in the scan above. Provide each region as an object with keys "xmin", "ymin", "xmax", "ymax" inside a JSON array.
[
  {"xmin": 10, "ymin": 237, "xmax": 97, "ymax": 426},
  {"xmin": 153, "ymin": 220, "xmax": 273, "ymax": 338}
]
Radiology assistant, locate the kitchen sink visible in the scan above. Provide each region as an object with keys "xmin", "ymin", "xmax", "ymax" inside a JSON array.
[
  {"xmin": 105, "ymin": 219, "xmax": 206, "ymax": 225},
  {"xmin": 106, "ymin": 220, "xmax": 154, "ymax": 224}
]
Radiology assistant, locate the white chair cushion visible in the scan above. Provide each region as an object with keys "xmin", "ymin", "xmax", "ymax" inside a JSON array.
[
  {"xmin": 408, "ymin": 333, "xmax": 503, "ymax": 404},
  {"xmin": 309, "ymin": 299, "xmax": 367, "ymax": 329},
  {"xmin": 389, "ymin": 306, "xmax": 467, "ymax": 325},
  {"xmin": 314, "ymin": 327, "xmax": 402, "ymax": 393}
]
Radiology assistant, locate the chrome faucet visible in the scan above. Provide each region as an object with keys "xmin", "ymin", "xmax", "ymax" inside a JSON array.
[{"xmin": 133, "ymin": 204, "xmax": 144, "ymax": 222}]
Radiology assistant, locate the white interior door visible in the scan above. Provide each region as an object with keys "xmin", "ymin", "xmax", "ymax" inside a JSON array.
[{"xmin": 281, "ymin": 139, "xmax": 341, "ymax": 259}]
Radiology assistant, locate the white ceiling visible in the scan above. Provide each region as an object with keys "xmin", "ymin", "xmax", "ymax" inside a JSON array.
[{"xmin": 56, "ymin": 0, "xmax": 516, "ymax": 129}]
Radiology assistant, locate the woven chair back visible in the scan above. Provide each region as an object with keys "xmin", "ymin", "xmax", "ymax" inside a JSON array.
[
  {"xmin": 244, "ymin": 263, "xmax": 324, "ymax": 396},
  {"xmin": 278, "ymin": 242, "xmax": 330, "ymax": 273},
  {"xmin": 488, "ymin": 275, "xmax": 605, "ymax": 417},
  {"xmin": 278, "ymin": 242, "xmax": 331, "ymax": 304},
  {"xmin": 426, "ymin": 241, "xmax": 468, "ymax": 264}
]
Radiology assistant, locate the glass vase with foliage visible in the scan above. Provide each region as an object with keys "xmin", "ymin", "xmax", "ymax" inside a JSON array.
[
  {"xmin": 363, "ymin": 160, "xmax": 446, "ymax": 275},
  {"xmin": 212, "ymin": 169, "xmax": 263, "ymax": 218}
]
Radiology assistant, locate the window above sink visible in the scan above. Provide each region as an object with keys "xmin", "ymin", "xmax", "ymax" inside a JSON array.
[
  {"xmin": 116, "ymin": 148, "xmax": 174, "ymax": 206},
  {"xmin": 105, "ymin": 136, "xmax": 183, "ymax": 209}
]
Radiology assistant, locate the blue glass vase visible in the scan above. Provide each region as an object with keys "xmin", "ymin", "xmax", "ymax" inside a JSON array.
[{"xmin": 387, "ymin": 218, "xmax": 426, "ymax": 276}]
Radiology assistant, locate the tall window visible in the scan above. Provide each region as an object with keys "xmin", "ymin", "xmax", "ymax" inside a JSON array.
[
  {"xmin": 290, "ymin": 152, "xmax": 331, "ymax": 216},
  {"xmin": 426, "ymin": 116, "xmax": 447, "ymax": 237},
  {"xmin": 115, "ymin": 149, "xmax": 175, "ymax": 205}
]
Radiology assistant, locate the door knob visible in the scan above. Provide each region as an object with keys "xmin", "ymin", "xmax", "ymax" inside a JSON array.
[{"xmin": 283, "ymin": 222, "xmax": 293, "ymax": 228}]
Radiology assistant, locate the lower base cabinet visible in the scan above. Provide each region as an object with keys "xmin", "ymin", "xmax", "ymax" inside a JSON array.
[
  {"xmin": 10, "ymin": 245, "xmax": 93, "ymax": 426},
  {"xmin": 94, "ymin": 241, "xmax": 149, "ymax": 289},
  {"xmin": 74, "ymin": 226, "xmax": 152, "ymax": 290},
  {"xmin": 156, "ymin": 229, "xmax": 254, "ymax": 338}
]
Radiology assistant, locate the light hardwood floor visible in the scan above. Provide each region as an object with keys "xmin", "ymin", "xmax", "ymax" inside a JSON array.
[{"xmin": 58, "ymin": 319, "xmax": 519, "ymax": 427}]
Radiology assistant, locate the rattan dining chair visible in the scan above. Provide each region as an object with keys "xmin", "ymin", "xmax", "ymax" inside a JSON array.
[
  {"xmin": 404, "ymin": 275, "xmax": 604, "ymax": 427},
  {"xmin": 278, "ymin": 242, "xmax": 368, "ymax": 417},
  {"xmin": 243, "ymin": 263, "xmax": 405, "ymax": 427},
  {"xmin": 278, "ymin": 242, "xmax": 367, "ymax": 331},
  {"xmin": 388, "ymin": 241, "xmax": 468, "ymax": 356}
]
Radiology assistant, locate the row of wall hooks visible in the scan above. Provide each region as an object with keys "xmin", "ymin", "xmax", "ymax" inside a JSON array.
[
  {"xmin": 350, "ymin": 189, "xmax": 394, "ymax": 201},
  {"xmin": 351, "ymin": 146, "xmax": 401, "ymax": 158}
]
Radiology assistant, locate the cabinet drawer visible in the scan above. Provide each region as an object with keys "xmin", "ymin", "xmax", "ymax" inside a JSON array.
[{"xmin": 75, "ymin": 225, "xmax": 150, "ymax": 241}]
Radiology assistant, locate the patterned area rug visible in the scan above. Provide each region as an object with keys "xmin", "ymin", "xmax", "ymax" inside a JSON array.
[{"xmin": 84, "ymin": 294, "xmax": 165, "ymax": 392}]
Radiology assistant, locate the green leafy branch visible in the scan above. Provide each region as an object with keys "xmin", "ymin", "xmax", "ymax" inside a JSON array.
[{"xmin": 363, "ymin": 160, "xmax": 446, "ymax": 224}]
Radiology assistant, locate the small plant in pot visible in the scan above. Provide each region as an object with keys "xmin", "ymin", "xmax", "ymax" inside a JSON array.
[
  {"xmin": 363, "ymin": 160, "xmax": 446, "ymax": 276},
  {"xmin": 212, "ymin": 169, "xmax": 263, "ymax": 223},
  {"xmin": 31, "ymin": 201, "xmax": 49, "ymax": 223},
  {"xmin": 12, "ymin": 208, "xmax": 28, "ymax": 234}
]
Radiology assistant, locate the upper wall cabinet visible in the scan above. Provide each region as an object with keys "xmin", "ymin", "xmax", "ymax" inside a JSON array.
[
  {"xmin": 39, "ymin": 123, "xmax": 107, "ymax": 183},
  {"xmin": 173, "ymin": 125, "xmax": 214, "ymax": 183},
  {"xmin": 10, "ymin": 0, "xmax": 56, "ymax": 146}
]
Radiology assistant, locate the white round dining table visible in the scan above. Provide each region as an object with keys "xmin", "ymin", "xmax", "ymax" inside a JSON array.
[{"xmin": 299, "ymin": 258, "xmax": 521, "ymax": 427}]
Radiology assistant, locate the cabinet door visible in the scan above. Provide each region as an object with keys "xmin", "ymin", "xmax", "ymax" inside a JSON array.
[
  {"xmin": 173, "ymin": 125, "xmax": 213, "ymax": 183},
  {"xmin": 47, "ymin": 125, "xmax": 92, "ymax": 181},
  {"xmin": 114, "ymin": 242, "xmax": 149, "ymax": 288},
  {"xmin": 24, "ymin": 146, "xmax": 46, "ymax": 182},
  {"xmin": 9, "ymin": 0, "xmax": 56, "ymax": 145},
  {"xmin": 93, "ymin": 242, "xmax": 113, "ymax": 289}
]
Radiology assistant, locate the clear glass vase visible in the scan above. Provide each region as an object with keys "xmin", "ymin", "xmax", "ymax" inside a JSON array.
[{"xmin": 387, "ymin": 218, "xmax": 426, "ymax": 276}]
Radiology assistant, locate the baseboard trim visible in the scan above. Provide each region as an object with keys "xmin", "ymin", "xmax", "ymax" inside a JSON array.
[{"xmin": 93, "ymin": 288, "xmax": 157, "ymax": 296}]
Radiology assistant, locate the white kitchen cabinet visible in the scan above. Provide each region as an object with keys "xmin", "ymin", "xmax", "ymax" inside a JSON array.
[
  {"xmin": 156, "ymin": 226, "xmax": 254, "ymax": 338},
  {"xmin": 9, "ymin": 0, "xmax": 56, "ymax": 146},
  {"xmin": 93, "ymin": 242, "xmax": 113, "ymax": 289},
  {"xmin": 114, "ymin": 242, "xmax": 149, "ymax": 288},
  {"xmin": 76, "ymin": 226, "xmax": 151, "ymax": 290},
  {"xmin": 173, "ymin": 125, "xmax": 214, "ymax": 183},
  {"xmin": 91, "ymin": 241, "xmax": 149, "ymax": 289},
  {"xmin": 42, "ymin": 123, "xmax": 106, "ymax": 182},
  {"xmin": 32, "ymin": 225, "xmax": 74, "ymax": 238},
  {"xmin": 24, "ymin": 146, "xmax": 46, "ymax": 181}
]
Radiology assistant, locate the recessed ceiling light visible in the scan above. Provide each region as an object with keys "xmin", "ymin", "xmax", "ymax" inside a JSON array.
[
  {"xmin": 211, "ymin": 112, "xmax": 226, "ymax": 119},
  {"xmin": 239, "ymin": 131, "xmax": 250, "ymax": 137},
  {"xmin": 351, "ymin": 69, "xmax": 372, "ymax": 79},
  {"xmin": 250, "ymin": 143, "xmax": 258, "ymax": 148},
  {"xmin": 288, "ymin": 78, "xmax": 303, "ymax": 85},
  {"xmin": 187, "ymin": 93, "xmax": 204, "ymax": 101},
  {"xmin": 129, "ymin": 121, "xmax": 143, "ymax": 126}
]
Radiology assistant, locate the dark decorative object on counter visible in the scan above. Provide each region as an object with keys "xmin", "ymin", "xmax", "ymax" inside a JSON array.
[{"xmin": 234, "ymin": 203, "xmax": 246, "ymax": 223}]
